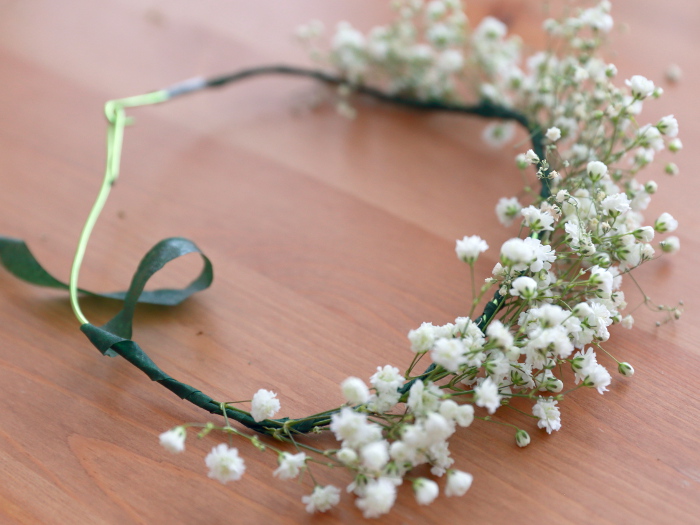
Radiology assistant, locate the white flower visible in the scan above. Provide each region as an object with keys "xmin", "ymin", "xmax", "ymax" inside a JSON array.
[
  {"xmin": 586, "ymin": 160, "xmax": 608, "ymax": 181},
  {"xmin": 437, "ymin": 49, "xmax": 464, "ymax": 73},
  {"xmin": 439, "ymin": 399, "xmax": 474, "ymax": 427},
  {"xmin": 620, "ymin": 315, "xmax": 635, "ymax": 329},
  {"xmin": 589, "ymin": 266, "xmax": 614, "ymax": 298},
  {"xmin": 515, "ymin": 429, "xmax": 531, "ymax": 447},
  {"xmin": 302, "ymin": 485, "xmax": 341, "ymax": 514},
  {"xmin": 251, "ymin": 389, "xmax": 281, "ymax": 422},
  {"xmin": 413, "ymin": 478, "xmax": 439, "ymax": 505},
  {"xmin": 486, "ymin": 320, "xmax": 514, "ymax": 349},
  {"xmin": 407, "ymin": 380, "xmax": 442, "ymax": 416},
  {"xmin": 626, "ymin": 75, "xmax": 655, "ymax": 99},
  {"xmin": 524, "ymin": 149, "xmax": 539, "ymax": 164},
  {"xmin": 332, "ymin": 22, "xmax": 365, "ymax": 50},
  {"xmin": 205, "ymin": 444, "xmax": 246, "ymax": 483},
  {"xmin": 426, "ymin": 0, "xmax": 447, "ymax": 19},
  {"xmin": 445, "ymin": 469, "xmax": 473, "ymax": 497},
  {"xmin": 474, "ymin": 16, "xmax": 507, "ymax": 40},
  {"xmin": 521, "ymin": 205, "xmax": 555, "ymax": 232},
  {"xmin": 545, "ymin": 127, "xmax": 561, "ymax": 142},
  {"xmin": 495, "ymin": 197, "xmax": 522, "ymax": 226},
  {"xmin": 355, "ymin": 478, "xmax": 397, "ymax": 519},
  {"xmin": 330, "ymin": 407, "xmax": 382, "ymax": 448},
  {"xmin": 600, "ymin": 193, "xmax": 631, "ymax": 216},
  {"xmin": 654, "ymin": 212, "xmax": 678, "ymax": 233},
  {"xmin": 159, "ymin": 427, "xmax": 186, "ymax": 454},
  {"xmin": 580, "ymin": 5, "xmax": 613, "ymax": 32},
  {"xmin": 510, "ymin": 276, "xmax": 538, "ymax": 300},
  {"xmin": 341, "ymin": 376, "xmax": 370, "ymax": 405},
  {"xmin": 572, "ymin": 347, "xmax": 598, "ymax": 383},
  {"xmin": 431, "ymin": 338, "xmax": 467, "ymax": 373},
  {"xmin": 274, "ymin": 452, "xmax": 307, "ymax": 480},
  {"xmin": 657, "ymin": 115, "xmax": 679, "ymax": 137},
  {"xmin": 583, "ymin": 363, "xmax": 612, "ymax": 394},
  {"xmin": 370, "ymin": 365, "xmax": 403, "ymax": 394},
  {"xmin": 336, "ymin": 447, "xmax": 358, "ymax": 465},
  {"xmin": 660, "ymin": 236, "xmax": 680, "ymax": 253},
  {"xmin": 532, "ymin": 398, "xmax": 561, "ymax": 434},
  {"xmin": 500, "ymin": 238, "xmax": 535, "ymax": 271},
  {"xmin": 455, "ymin": 235, "xmax": 489, "ymax": 263},
  {"xmin": 482, "ymin": 122, "xmax": 516, "ymax": 148},
  {"xmin": 474, "ymin": 377, "xmax": 502, "ymax": 414},
  {"xmin": 634, "ymin": 226, "xmax": 655, "ymax": 243},
  {"xmin": 408, "ymin": 322, "xmax": 437, "ymax": 354},
  {"xmin": 524, "ymin": 237, "xmax": 556, "ymax": 272},
  {"xmin": 424, "ymin": 412, "xmax": 455, "ymax": 444},
  {"xmin": 361, "ymin": 440, "xmax": 390, "ymax": 472}
]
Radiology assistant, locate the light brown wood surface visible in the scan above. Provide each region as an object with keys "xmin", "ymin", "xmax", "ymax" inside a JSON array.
[{"xmin": 1, "ymin": 1, "xmax": 699, "ymax": 524}]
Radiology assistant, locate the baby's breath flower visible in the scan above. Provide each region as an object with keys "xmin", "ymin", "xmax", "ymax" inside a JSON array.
[
  {"xmin": 654, "ymin": 212, "xmax": 678, "ymax": 233},
  {"xmin": 439, "ymin": 399, "xmax": 475, "ymax": 427},
  {"xmin": 545, "ymin": 126, "xmax": 561, "ymax": 142},
  {"xmin": 330, "ymin": 407, "xmax": 382, "ymax": 448},
  {"xmin": 302, "ymin": 485, "xmax": 341, "ymax": 514},
  {"xmin": 474, "ymin": 377, "xmax": 502, "ymax": 414},
  {"xmin": 582, "ymin": 363, "xmax": 612, "ymax": 394},
  {"xmin": 361, "ymin": 440, "xmax": 390, "ymax": 472},
  {"xmin": 337, "ymin": 447, "xmax": 358, "ymax": 465},
  {"xmin": 626, "ymin": 75, "xmax": 655, "ymax": 99},
  {"xmin": 159, "ymin": 426, "xmax": 186, "ymax": 454},
  {"xmin": 455, "ymin": 235, "xmax": 489, "ymax": 264},
  {"xmin": 341, "ymin": 376, "xmax": 371, "ymax": 405},
  {"xmin": 413, "ymin": 478, "xmax": 439, "ymax": 505},
  {"xmin": 408, "ymin": 322, "xmax": 437, "ymax": 354},
  {"xmin": 657, "ymin": 115, "xmax": 679, "ymax": 137},
  {"xmin": 445, "ymin": 469, "xmax": 473, "ymax": 497},
  {"xmin": 274, "ymin": 452, "xmax": 307, "ymax": 480},
  {"xmin": 205, "ymin": 444, "xmax": 246, "ymax": 483},
  {"xmin": 533, "ymin": 398, "xmax": 561, "ymax": 434},
  {"xmin": 432, "ymin": 338, "xmax": 468, "ymax": 373},
  {"xmin": 500, "ymin": 238, "xmax": 535, "ymax": 271},
  {"xmin": 251, "ymin": 389, "xmax": 281, "ymax": 422},
  {"xmin": 510, "ymin": 276, "xmax": 538, "ymax": 300},
  {"xmin": 483, "ymin": 122, "xmax": 516, "ymax": 148},
  {"xmin": 524, "ymin": 149, "xmax": 540, "ymax": 164},
  {"xmin": 586, "ymin": 160, "xmax": 608, "ymax": 181},
  {"xmin": 355, "ymin": 478, "xmax": 397, "ymax": 518},
  {"xmin": 496, "ymin": 197, "xmax": 522, "ymax": 226},
  {"xmin": 521, "ymin": 205, "xmax": 555, "ymax": 232}
]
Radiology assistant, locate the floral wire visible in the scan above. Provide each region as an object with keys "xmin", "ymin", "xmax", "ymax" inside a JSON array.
[{"xmin": 69, "ymin": 64, "xmax": 547, "ymax": 436}]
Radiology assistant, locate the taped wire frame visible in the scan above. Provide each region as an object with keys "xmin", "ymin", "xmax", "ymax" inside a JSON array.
[{"xmin": 65, "ymin": 65, "xmax": 549, "ymax": 436}]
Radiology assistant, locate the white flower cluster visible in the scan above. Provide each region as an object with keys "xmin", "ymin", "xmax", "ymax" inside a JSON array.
[
  {"xmin": 327, "ymin": 365, "xmax": 476, "ymax": 517},
  {"xmin": 157, "ymin": 1, "xmax": 682, "ymax": 519}
]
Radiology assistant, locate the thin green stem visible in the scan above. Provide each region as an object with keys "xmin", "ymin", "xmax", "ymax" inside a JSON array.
[{"xmin": 69, "ymin": 90, "xmax": 169, "ymax": 325}]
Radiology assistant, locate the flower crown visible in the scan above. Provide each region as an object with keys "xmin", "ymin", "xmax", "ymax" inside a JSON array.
[{"xmin": 0, "ymin": 0, "xmax": 682, "ymax": 519}]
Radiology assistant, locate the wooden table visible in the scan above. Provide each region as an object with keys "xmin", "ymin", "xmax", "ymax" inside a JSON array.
[{"xmin": 1, "ymin": 1, "xmax": 698, "ymax": 523}]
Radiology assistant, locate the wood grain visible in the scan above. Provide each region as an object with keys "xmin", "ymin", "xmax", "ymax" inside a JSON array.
[{"xmin": 1, "ymin": 1, "xmax": 699, "ymax": 523}]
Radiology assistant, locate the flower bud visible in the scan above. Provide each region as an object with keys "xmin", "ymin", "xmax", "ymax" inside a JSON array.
[
  {"xmin": 618, "ymin": 362, "xmax": 635, "ymax": 377},
  {"xmin": 515, "ymin": 429, "xmax": 531, "ymax": 447},
  {"xmin": 660, "ymin": 236, "xmax": 680, "ymax": 254}
]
